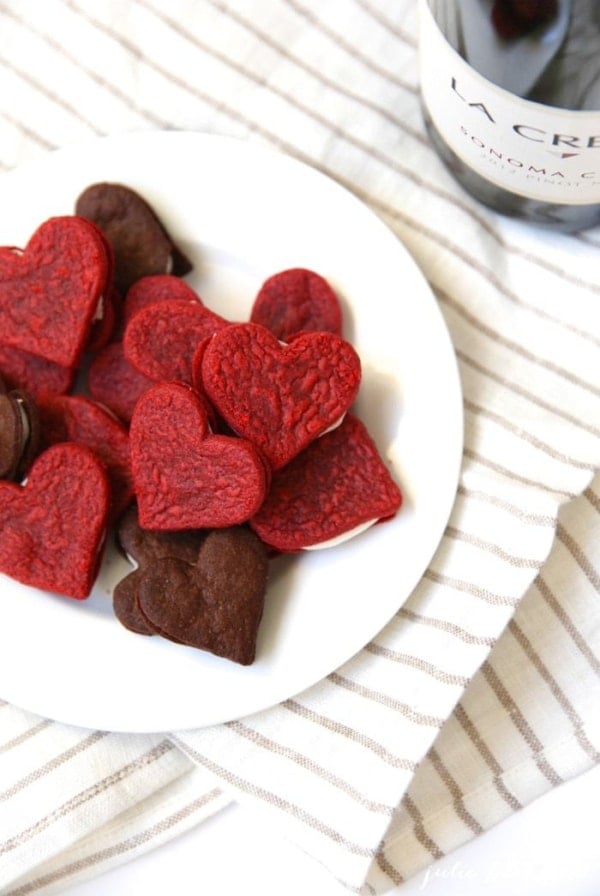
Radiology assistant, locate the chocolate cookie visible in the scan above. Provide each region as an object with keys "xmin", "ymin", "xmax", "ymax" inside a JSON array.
[
  {"xmin": 0, "ymin": 387, "xmax": 41, "ymax": 481},
  {"xmin": 75, "ymin": 183, "xmax": 192, "ymax": 293}
]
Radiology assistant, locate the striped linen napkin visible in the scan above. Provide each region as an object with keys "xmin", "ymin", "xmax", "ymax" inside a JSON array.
[{"xmin": 0, "ymin": 1, "xmax": 599, "ymax": 894}]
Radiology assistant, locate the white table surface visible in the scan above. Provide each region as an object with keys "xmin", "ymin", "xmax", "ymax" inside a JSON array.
[{"xmin": 67, "ymin": 761, "xmax": 600, "ymax": 896}]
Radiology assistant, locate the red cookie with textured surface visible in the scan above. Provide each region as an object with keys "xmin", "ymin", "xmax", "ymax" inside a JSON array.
[
  {"xmin": 124, "ymin": 300, "xmax": 229, "ymax": 385},
  {"xmin": 130, "ymin": 382, "xmax": 269, "ymax": 530},
  {"xmin": 0, "ymin": 443, "xmax": 110, "ymax": 599},
  {"xmin": 39, "ymin": 395, "xmax": 134, "ymax": 520},
  {"xmin": 123, "ymin": 274, "xmax": 201, "ymax": 326},
  {"xmin": 201, "ymin": 322, "xmax": 361, "ymax": 470},
  {"xmin": 0, "ymin": 342, "xmax": 75, "ymax": 401},
  {"xmin": 0, "ymin": 216, "xmax": 109, "ymax": 368},
  {"xmin": 87, "ymin": 341, "xmax": 154, "ymax": 424},
  {"xmin": 250, "ymin": 267, "xmax": 342, "ymax": 341},
  {"xmin": 250, "ymin": 413, "xmax": 402, "ymax": 551}
]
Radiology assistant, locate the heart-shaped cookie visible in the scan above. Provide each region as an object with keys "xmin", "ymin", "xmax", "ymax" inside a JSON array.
[
  {"xmin": 130, "ymin": 382, "xmax": 269, "ymax": 530},
  {"xmin": 0, "ymin": 342, "xmax": 75, "ymax": 401},
  {"xmin": 250, "ymin": 413, "xmax": 402, "ymax": 551},
  {"xmin": 250, "ymin": 267, "xmax": 342, "ymax": 341},
  {"xmin": 124, "ymin": 300, "xmax": 229, "ymax": 384},
  {"xmin": 0, "ymin": 387, "xmax": 41, "ymax": 481},
  {"xmin": 0, "ymin": 216, "xmax": 110, "ymax": 367},
  {"xmin": 200, "ymin": 323, "xmax": 362, "ymax": 469},
  {"xmin": 0, "ymin": 442, "xmax": 110, "ymax": 598},
  {"xmin": 87, "ymin": 341, "xmax": 154, "ymax": 424},
  {"xmin": 39, "ymin": 395, "xmax": 134, "ymax": 520},
  {"xmin": 123, "ymin": 274, "xmax": 202, "ymax": 327},
  {"xmin": 75, "ymin": 182, "xmax": 192, "ymax": 294},
  {"xmin": 113, "ymin": 505, "xmax": 209, "ymax": 637},
  {"xmin": 136, "ymin": 527, "xmax": 269, "ymax": 665}
]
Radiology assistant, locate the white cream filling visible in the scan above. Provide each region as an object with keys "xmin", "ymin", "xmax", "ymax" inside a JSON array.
[
  {"xmin": 303, "ymin": 518, "xmax": 376, "ymax": 550},
  {"xmin": 15, "ymin": 397, "xmax": 30, "ymax": 450},
  {"xmin": 125, "ymin": 551, "xmax": 139, "ymax": 570},
  {"xmin": 320, "ymin": 413, "xmax": 345, "ymax": 436},
  {"xmin": 165, "ymin": 254, "xmax": 174, "ymax": 274},
  {"xmin": 92, "ymin": 294, "xmax": 105, "ymax": 322}
]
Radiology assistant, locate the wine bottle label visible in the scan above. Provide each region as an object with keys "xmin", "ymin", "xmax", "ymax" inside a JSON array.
[{"xmin": 419, "ymin": 0, "xmax": 600, "ymax": 205}]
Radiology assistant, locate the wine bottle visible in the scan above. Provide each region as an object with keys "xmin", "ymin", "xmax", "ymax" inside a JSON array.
[{"xmin": 418, "ymin": 0, "xmax": 600, "ymax": 231}]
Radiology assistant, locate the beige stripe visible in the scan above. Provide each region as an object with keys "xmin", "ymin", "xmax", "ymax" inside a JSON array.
[
  {"xmin": 556, "ymin": 522, "xmax": 600, "ymax": 591},
  {"xmin": 0, "ymin": 731, "xmax": 107, "ymax": 802},
  {"xmin": 446, "ymin": 525, "xmax": 542, "ymax": 569},
  {"xmin": 284, "ymin": 0, "xmax": 418, "ymax": 88},
  {"xmin": 283, "ymin": 699, "xmax": 417, "ymax": 770},
  {"xmin": 0, "ymin": 108, "xmax": 56, "ymax": 150},
  {"xmin": 172, "ymin": 742, "xmax": 376, "ymax": 858},
  {"xmin": 328, "ymin": 672, "xmax": 445, "ymax": 727},
  {"xmin": 0, "ymin": 719, "xmax": 53, "ymax": 754},
  {"xmin": 364, "ymin": 642, "xmax": 469, "ymax": 687},
  {"xmin": 463, "ymin": 447, "xmax": 577, "ymax": 497},
  {"xmin": 0, "ymin": 55, "xmax": 102, "ymax": 135},
  {"xmin": 352, "ymin": 0, "xmax": 417, "ymax": 47},
  {"xmin": 424, "ymin": 569, "xmax": 519, "ymax": 608},
  {"xmin": 481, "ymin": 661, "xmax": 563, "ymax": 786},
  {"xmin": 438, "ymin": 286, "xmax": 600, "ymax": 380},
  {"xmin": 397, "ymin": 606, "xmax": 496, "ymax": 647},
  {"xmin": 456, "ymin": 347, "xmax": 600, "ymax": 439},
  {"xmin": 453, "ymin": 703, "xmax": 522, "ymax": 812},
  {"xmin": 457, "ymin": 484, "xmax": 555, "ymax": 526},
  {"xmin": 375, "ymin": 845, "xmax": 405, "ymax": 887},
  {"xmin": 401, "ymin": 794, "xmax": 445, "ymax": 861},
  {"xmin": 584, "ymin": 484, "xmax": 600, "ymax": 512},
  {"xmin": 0, "ymin": 741, "xmax": 175, "ymax": 856},
  {"xmin": 428, "ymin": 747, "xmax": 484, "ymax": 835},
  {"xmin": 226, "ymin": 720, "xmax": 394, "ymax": 815},
  {"xmin": 0, "ymin": 2, "xmax": 169, "ymax": 129},
  {"xmin": 464, "ymin": 398, "xmax": 596, "ymax": 470},
  {"xmin": 205, "ymin": 0, "xmax": 426, "ymax": 144},
  {"xmin": 508, "ymin": 619, "xmax": 600, "ymax": 763},
  {"xmin": 6, "ymin": 790, "xmax": 222, "ymax": 896},
  {"xmin": 535, "ymin": 573, "xmax": 600, "ymax": 676},
  {"xmin": 374, "ymin": 200, "xmax": 600, "ymax": 350}
]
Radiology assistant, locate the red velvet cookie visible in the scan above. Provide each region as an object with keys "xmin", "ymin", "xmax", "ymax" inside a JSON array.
[
  {"xmin": 123, "ymin": 274, "xmax": 201, "ymax": 326},
  {"xmin": 200, "ymin": 323, "xmax": 361, "ymax": 469},
  {"xmin": 0, "ymin": 342, "xmax": 75, "ymax": 401},
  {"xmin": 0, "ymin": 216, "xmax": 110, "ymax": 368},
  {"xmin": 75, "ymin": 182, "xmax": 192, "ymax": 294},
  {"xmin": 250, "ymin": 268, "xmax": 342, "ymax": 340},
  {"xmin": 39, "ymin": 395, "xmax": 134, "ymax": 520},
  {"xmin": 0, "ymin": 387, "xmax": 41, "ymax": 481},
  {"xmin": 87, "ymin": 341, "xmax": 154, "ymax": 424},
  {"xmin": 124, "ymin": 300, "xmax": 229, "ymax": 385},
  {"xmin": 0, "ymin": 443, "xmax": 110, "ymax": 598},
  {"xmin": 130, "ymin": 382, "xmax": 269, "ymax": 530},
  {"xmin": 250, "ymin": 413, "xmax": 402, "ymax": 551}
]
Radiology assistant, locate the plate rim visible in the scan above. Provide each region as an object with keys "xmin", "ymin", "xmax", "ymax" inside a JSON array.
[{"xmin": 0, "ymin": 131, "xmax": 464, "ymax": 732}]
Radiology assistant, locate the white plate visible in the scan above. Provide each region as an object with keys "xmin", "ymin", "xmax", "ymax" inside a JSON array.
[{"xmin": 0, "ymin": 132, "xmax": 463, "ymax": 733}]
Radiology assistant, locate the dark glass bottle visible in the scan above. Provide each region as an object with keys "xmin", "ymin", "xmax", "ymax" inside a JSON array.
[{"xmin": 419, "ymin": 0, "xmax": 600, "ymax": 231}]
